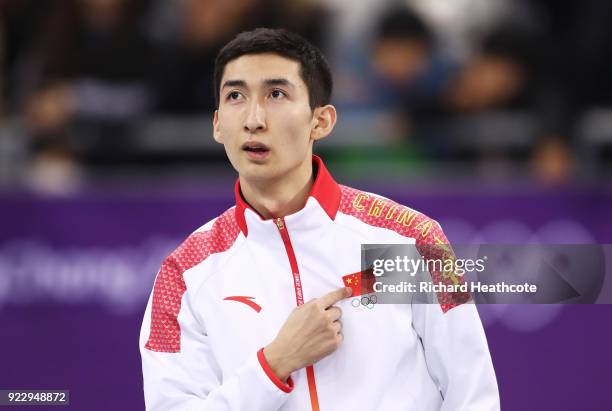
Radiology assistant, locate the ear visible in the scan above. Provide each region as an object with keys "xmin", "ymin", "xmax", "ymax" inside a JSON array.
[
  {"xmin": 310, "ymin": 104, "xmax": 337, "ymax": 142},
  {"xmin": 213, "ymin": 110, "xmax": 223, "ymax": 144}
]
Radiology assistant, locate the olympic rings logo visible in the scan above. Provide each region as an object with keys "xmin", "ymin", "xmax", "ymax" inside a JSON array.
[{"xmin": 351, "ymin": 294, "xmax": 377, "ymax": 309}]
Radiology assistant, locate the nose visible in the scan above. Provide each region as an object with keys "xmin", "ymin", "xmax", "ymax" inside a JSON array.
[{"xmin": 244, "ymin": 101, "xmax": 266, "ymax": 133}]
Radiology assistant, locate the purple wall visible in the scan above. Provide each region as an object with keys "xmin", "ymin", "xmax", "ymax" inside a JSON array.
[{"xmin": 1, "ymin": 184, "xmax": 610, "ymax": 410}]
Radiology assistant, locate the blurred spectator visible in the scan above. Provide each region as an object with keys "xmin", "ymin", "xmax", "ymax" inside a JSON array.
[
  {"xmin": 152, "ymin": 0, "xmax": 270, "ymax": 114},
  {"xmin": 371, "ymin": 8, "xmax": 451, "ymax": 111},
  {"xmin": 406, "ymin": 0, "xmax": 530, "ymax": 61},
  {"xmin": 0, "ymin": 0, "xmax": 54, "ymax": 115},
  {"xmin": 531, "ymin": 136, "xmax": 574, "ymax": 185},
  {"xmin": 445, "ymin": 26, "xmax": 538, "ymax": 113},
  {"xmin": 534, "ymin": 0, "xmax": 612, "ymax": 115},
  {"xmin": 331, "ymin": 5, "xmax": 462, "ymax": 163},
  {"xmin": 530, "ymin": 0, "xmax": 612, "ymax": 183},
  {"xmin": 18, "ymin": 0, "xmax": 155, "ymax": 171},
  {"xmin": 335, "ymin": 7, "xmax": 456, "ymax": 116},
  {"xmin": 1, "ymin": 0, "xmax": 612, "ymax": 187},
  {"xmin": 152, "ymin": 0, "xmax": 330, "ymax": 114}
]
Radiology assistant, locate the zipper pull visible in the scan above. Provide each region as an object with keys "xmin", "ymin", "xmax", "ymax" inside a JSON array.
[{"xmin": 275, "ymin": 217, "xmax": 285, "ymax": 230}]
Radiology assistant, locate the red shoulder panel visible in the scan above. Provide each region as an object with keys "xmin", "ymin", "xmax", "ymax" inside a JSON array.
[
  {"xmin": 338, "ymin": 185, "xmax": 471, "ymax": 313},
  {"xmin": 145, "ymin": 209, "xmax": 241, "ymax": 352}
]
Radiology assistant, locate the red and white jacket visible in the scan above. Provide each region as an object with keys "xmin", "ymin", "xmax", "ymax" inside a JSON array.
[{"xmin": 140, "ymin": 155, "xmax": 499, "ymax": 411}]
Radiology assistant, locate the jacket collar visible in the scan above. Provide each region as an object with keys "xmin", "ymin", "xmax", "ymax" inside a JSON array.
[{"xmin": 234, "ymin": 155, "xmax": 341, "ymax": 237}]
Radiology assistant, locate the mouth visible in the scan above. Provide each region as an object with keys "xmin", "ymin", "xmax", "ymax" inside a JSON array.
[{"xmin": 242, "ymin": 141, "xmax": 271, "ymax": 160}]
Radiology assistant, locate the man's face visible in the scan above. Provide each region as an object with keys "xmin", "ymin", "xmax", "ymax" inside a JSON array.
[{"xmin": 214, "ymin": 53, "xmax": 317, "ymax": 183}]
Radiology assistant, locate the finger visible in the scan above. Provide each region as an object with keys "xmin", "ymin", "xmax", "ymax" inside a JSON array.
[
  {"xmin": 326, "ymin": 306, "xmax": 342, "ymax": 322},
  {"xmin": 331, "ymin": 320, "xmax": 342, "ymax": 334},
  {"xmin": 319, "ymin": 287, "xmax": 352, "ymax": 308}
]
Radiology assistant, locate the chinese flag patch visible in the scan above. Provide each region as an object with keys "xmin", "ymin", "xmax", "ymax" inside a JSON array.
[{"xmin": 342, "ymin": 269, "xmax": 376, "ymax": 297}]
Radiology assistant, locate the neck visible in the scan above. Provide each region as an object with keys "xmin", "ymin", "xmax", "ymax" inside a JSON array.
[{"xmin": 239, "ymin": 158, "xmax": 314, "ymax": 220}]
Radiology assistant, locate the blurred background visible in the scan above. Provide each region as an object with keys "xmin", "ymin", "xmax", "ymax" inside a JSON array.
[{"xmin": 0, "ymin": 0, "xmax": 611, "ymax": 410}]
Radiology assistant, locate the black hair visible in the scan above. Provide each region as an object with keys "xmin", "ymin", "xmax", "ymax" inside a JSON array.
[
  {"xmin": 214, "ymin": 28, "xmax": 332, "ymax": 109},
  {"xmin": 375, "ymin": 7, "xmax": 433, "ymax": 47}
]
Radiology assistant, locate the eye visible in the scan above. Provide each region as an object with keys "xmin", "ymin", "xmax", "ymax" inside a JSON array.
[
  {"xmin": 227, "ymin": 91, "xmax": 243, "ymax": 101},
  {"xmin": 270, "ymin": 89, "xmax": 286, "ymax": 99}
]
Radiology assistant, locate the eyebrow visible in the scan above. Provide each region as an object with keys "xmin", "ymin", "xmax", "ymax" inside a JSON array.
[
  {"xmin": 262, "ymin": 78, "xmax": 295, "ymax": 89},
  {"xmin": 221, "ymin": 78, "xmax": 295, "ymax": 90},
  {"xmin": 221, "ymin": 80, "xmax": 247, "ymax": 90}
]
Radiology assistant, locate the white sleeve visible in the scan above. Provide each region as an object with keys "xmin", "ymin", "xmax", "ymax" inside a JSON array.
[
  {"xmin": 411, "ymin": 302, "xmax": 500, "ymax": 411},
  {"xmin": 139, "ymin": 286, "xmax": 294, "ymax": 411}
]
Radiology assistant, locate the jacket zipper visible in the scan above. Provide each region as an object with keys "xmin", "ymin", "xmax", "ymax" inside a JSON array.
[{"xmin": 275, "ymin": 217, "xmax": 321, "ymax": 411}]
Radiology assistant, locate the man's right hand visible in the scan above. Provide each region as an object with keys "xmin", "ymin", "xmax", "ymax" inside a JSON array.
[{"xmin": 263, "ymin": 287, "xmax": 352, "ymax": 381}]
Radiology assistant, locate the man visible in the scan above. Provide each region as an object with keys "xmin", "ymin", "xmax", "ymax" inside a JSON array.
[{"xmin": 140, "ymin": 28, "xmax": 499, "ymax": 410}]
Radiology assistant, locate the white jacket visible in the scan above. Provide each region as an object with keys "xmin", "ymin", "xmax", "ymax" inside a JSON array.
[{"xmin": 140, "ymin": 155, "xmax": 500, "ymax": 411}]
